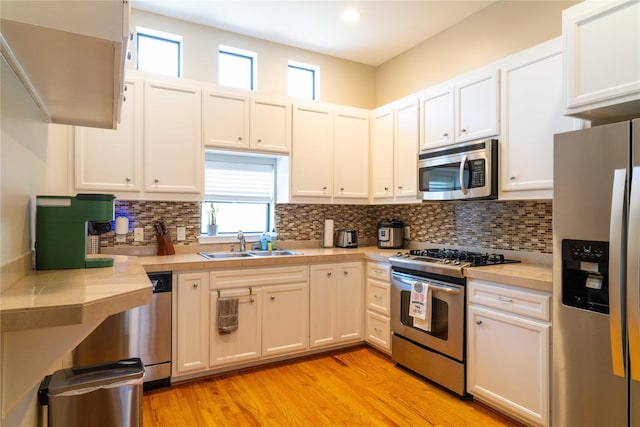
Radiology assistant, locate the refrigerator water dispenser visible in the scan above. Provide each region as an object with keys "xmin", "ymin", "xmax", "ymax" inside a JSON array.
[{"xmin": 562, "ymin": 239, "xmax": 610, "ymax": 314}]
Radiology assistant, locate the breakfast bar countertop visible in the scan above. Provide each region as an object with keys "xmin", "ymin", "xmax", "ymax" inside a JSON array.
[{"xmin": 0, "ymin": 255, "xmax": 152, "ymax": 332}]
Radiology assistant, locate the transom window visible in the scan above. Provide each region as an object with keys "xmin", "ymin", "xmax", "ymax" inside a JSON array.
[
  {"xmin": 288, "ymin": 61, "xmax": 319, "ymax": 100},
  {"xmin": 136, "ymin": 27, "xmax": 182, "ymax": 77},
  {"xmin": 219, "ymin": 45, "xmax": 257, "ymax": 91},
  {"xmin": 202, "ymin": 152, "xmax": 276, "ymax": 235}
]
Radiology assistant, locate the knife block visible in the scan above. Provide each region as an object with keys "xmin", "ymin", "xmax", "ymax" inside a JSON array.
[{"xmin": 156, "ymin": 233, "xmax": 175, "ymax": 256}]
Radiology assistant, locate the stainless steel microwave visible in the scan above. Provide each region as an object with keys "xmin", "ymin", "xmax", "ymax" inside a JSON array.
[{"xmin": 417, "ymin": 138, "xmax": 498, "ymax": 201}]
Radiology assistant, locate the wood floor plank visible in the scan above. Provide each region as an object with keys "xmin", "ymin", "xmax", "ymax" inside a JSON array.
[{"xmin": 143, "ymin": 346, "xmax": 524, "ymax": 426}]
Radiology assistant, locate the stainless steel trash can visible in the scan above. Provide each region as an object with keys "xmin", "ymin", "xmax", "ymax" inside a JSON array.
[{"xmin": 39, "ymin": 358, "xmax": 144, "ymax": 427}]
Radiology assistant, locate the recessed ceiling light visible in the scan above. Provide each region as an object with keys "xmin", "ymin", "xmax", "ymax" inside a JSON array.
[{"xmin": 341, "ymin": 8, "xmax": 360, "ymax": 23}]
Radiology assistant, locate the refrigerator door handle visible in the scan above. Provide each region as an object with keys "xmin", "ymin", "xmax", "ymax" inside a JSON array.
[
  {"xmin": 610, "ymin": 168, "xmax": 627, "ymax": 378},
  {"xmin": 628, "ymin": 166, "xmax": 640, "ymax": 382}
]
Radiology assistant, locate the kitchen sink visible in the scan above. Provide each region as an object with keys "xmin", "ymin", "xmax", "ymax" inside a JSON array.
[
  {"xmin": 199, "ymin": 250, "xmax": 302, "ymax": 260},
  {"xmin": 248, "ymin": 250, "xmax": 302, "ymax": 257},
  {"xmin": 198, "ymin": 252, "xmax": 254, "ymax": 260}
]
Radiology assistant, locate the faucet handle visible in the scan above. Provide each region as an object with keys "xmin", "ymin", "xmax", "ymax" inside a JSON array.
[{"xmin": 237, "ymin": 230, "xmax": 244, "ymax": 240}]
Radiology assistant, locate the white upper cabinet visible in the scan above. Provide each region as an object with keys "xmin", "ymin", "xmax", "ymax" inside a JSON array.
[
  {"xmin": 563, "ymin": 0, "xmax": 640, "ymax": 122},
  {"xmin": 74, "ymin": 78, "xmax": 143, "ymax": 193},
  {"xmin": 500, "ymin": 38, "xmax": 583, "ymax": 199},
  {"xmin": 250, "ymin": 98, "xmax": 291, "ymax": 153},
  {"xmin": 455, "ymin": 70, "xmax": 500, "ymax": 143},
  {"xmin": 334, "ymin": 107, "xmax": 370, "ymax": 199},
  {"xmin": 370, "ymin": 105, "xmax": 395, "ymax": 199},
  {"xmin": 371, "ymin": 98, "xmax": 420, "ymax": 203},
  {"xmin": 144, "ymin": 80, "xmax": 203, "ymax": 195},
  {"xmin": 420, "ymin": 69, "xmax": 499, "ymax": 151},
  {"xmin": 420, "ymin": 85, "xmax": 454, "ymax": 150},
  {"xmin": 291, "ymin": 104, "xmax": 334, "ymax": 198},
  {"xmin": 394, "ymin": 98, "xmax": 420, "ymax": 199},
  {"xmin": 202, "ymin": 92, "xmax": 250, "ymax": 150},
  {"xmin": 202, "ymin": 92, "xmax": 291, "ymax": 153}
]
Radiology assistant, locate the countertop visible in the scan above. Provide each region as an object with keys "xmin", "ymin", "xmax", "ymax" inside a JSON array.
[
  {"xmin": 0, "ymin": 255, "xmax": 152, "ymax": 332},
  {"xmin": 137, "ymin": 247, "xmax": 552, "ymax": 293}
]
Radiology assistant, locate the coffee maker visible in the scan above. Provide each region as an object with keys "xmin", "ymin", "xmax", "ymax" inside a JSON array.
[{"xmin": 35, "ymin": 194, "xmax": 116, "ymax": 270}]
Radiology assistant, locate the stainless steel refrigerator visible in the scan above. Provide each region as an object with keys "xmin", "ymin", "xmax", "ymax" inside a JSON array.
[{"xmin": 553, "ymin": 119, "xmax": 639, "ymax": 426}]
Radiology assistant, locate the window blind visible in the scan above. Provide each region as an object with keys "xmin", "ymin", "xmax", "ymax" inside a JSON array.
[{"xmin": 204, "ymin": 155, "xmax": 275, "ymax": 203}]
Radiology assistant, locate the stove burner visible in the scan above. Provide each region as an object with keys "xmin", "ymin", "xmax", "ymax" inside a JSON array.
[{"xmin": 406, "ymin": 249, "xmax": 519, "ymax": 267}]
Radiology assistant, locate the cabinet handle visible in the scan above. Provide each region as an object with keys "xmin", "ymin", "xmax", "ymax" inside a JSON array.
[
  {"xmin": 270, "ymin": 295, "xmax": 276, "ymax": 301},
  {"xmin": 373, "ymin": 327, "xmax": 381, "ymax": 333},
  {"xmin": 374, "ymin": 295, "xmax": 382, "ymax": 300},
  {"xmin": 476, "ymin": 320, "xmax": 482, "ymax": 325},
  {"xmin": 499, "ymin": 296, "xmax": 514, "ymax": 303},
  {"xmin": 193, "ymin": 283, "xmax": 199, "ymax": 288}
]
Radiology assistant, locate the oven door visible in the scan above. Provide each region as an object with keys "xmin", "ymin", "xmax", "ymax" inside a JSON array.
[
  {"xmin": 417, "ymin": 139, "xmax": 497, "ymax": 201},
  {"xmin": 390, "ymin": 271, "xmax": 465, "ymax": 361}
]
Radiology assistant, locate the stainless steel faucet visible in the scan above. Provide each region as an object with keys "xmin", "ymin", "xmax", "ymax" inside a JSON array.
[{"xmin": 237, "ymin": 230, "xmax": 246, "ymax": 252}]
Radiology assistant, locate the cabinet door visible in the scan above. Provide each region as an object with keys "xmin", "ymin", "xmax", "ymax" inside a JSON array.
[
  {"xmin": 202, "ymin": 91, "xmax": 250, "ymax": 150},
  {"xmin": 334, "ymin": 108, "xmax": 369, "ymax": 199},
  {"xmin": 500, "ymin": 39, "xmax": 583, "ymax": 198},
  {"xmin": 250, "ymin": 98, "xmax": 291, "ymax": 153},
  {"xmin": 366, "ymin": 310, "xmax": 391, "ymax": 353},
  {"xmin": 309, "ymin": 264, "xmax": 337, "ymax": 348},
  {"xmin": 144, "ymin": 80, "xmax": 202, "ymax": 194},
  {"xmin": 420, "ymin": 86, "xmax": 454, "ymax": 150},
  {"xmin": 74, "ymin": 78, "xmax": 142, "ymax": 192},
  {"xmin": 336, "ymin": 262, "xmax": 363, "ymax": 341},
  {"xmin": 563, "ymin": 0, "xmax": 640, "ymax": 118},
  {"xmin": 262, "ymin": 283, "xmax": 309, "ymax": 357},
  {"xmin": 176, "ymin": 272, "xmax": 209, "ymax": 374},
  {"xmin": 468, "ymin": 305, "xmax": 550, "ymax": 427},
  {"xmin": 291, "ymin": 105, "xmax": 333, "ymax": 198},
  {"xmin": 371, "ymin": 105, "xmax": 394, "ymax": 199},
  {"xmin": 455, "ymin": 70, "xmax": 499, "ymax": 142},
  {"xmin": 209, "ymin": 288, "xmax": 261, "ymax": 367},
  {"xmin": 394, "ymin": 98, "xmax": 419, "ymax": 198}
]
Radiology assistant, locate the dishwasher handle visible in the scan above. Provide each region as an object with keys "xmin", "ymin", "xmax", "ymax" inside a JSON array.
[{"xmin": 147, "ymin": 272, "xmax": 172, "ymax": 293}]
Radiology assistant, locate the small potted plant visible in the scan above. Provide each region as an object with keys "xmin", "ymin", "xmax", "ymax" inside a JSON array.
[{"xmin": 208, "ymin": 203, "xmax": 218, "ymax": 236}]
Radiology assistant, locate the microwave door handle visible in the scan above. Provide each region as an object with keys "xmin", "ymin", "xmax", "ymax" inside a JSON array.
[
  {"xmin": 459, "ymin": 155, "xmax": 468, "ymax": 195},
  {"xmin": 610, "ymin": 168, "xmax": 626, "ymax": 378},
  {"xmin": 628, "ymin": 166, "xmax": 640, "ymax": 381}
]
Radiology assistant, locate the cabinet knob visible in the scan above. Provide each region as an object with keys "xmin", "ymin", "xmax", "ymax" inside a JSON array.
[
  {"xmin": 476, "ymin": 320, "xmax": 482, "ymax": 325},
  {"xmin": 123, "ymin": 96, "xmax": 127, "ymax": 102},
  {"xmin": 127, "ymin": 51, "xmax": 132, "ymax": 61},
  {"xmin": 343, "ymin": 271, "xmax": 348, "ymax": 276},
  {"xmin": 270, "ymin": 295, "xmax": 276, "ymax": 301},
  {"xmin": 327, "ymin": 272, "xmax": 332, "ymax": 277},
  {"xmin": 340, "ymin": 187, "xmax": 345, "ymax": 191},
  {"xmin": 124, "ymin": 85, "xmax": 128, "ymax": 92},
  {"xmin": 257, "ymin": 139, "xmax": 262, "ymax": 143},
  {"xmin": 130, "ymin": 32, "xmax": 134, "ymax": 41},
  {"xmin": 461, "ymin": 128, "xmax": 467, "ymax": 133},
  {"xmin": 443, "ymin": 132, "xmax": 448, "ymax": 137},
  {"xmin": 398, "ymin": 186, "xmax": 403, "ymax": 190},
  {"xmin": 193, "ymin": 283, "xmax": 199, "ymax": 288},
  {"xmin": 238, "ymin": 137, "xmax": 243, "ymax": 141},
  {"xmin": 154, "ymin": 179, "xmax": 159, "ymax": 184},
  {"xmin": 125, "ymin": 177, "xmax": 131, "ymax": 182},
  {"xmin": 322, "ymin": 186, "xmax": 327, "ymax": 191},
  {"xmin": 509, "ymin": 176, "xmax": 516, "ymax": 181},
  {"xmin": 384, "ymin": 187, "xmax": 389, "ymax": 191}
]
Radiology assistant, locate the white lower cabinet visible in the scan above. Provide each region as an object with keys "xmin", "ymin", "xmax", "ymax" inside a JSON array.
[
  {"xmin": 309, "ymin": 262, "xmax": 363, "ymax": 348},
  {"xmin": 175, "ymin": 272, "xmax": 210, "ymax": 375},
  {"xmin": 262, "ymin": 282, "xmax": 309, "ymax": 357},
  {"xmin": 467, "ymin": 279, "xmax": 551, "ymax": 427},
  {"xmin": 209, "ymin": 287, "xmax": 262, "ymax": 367},
  {"xmin": 364, "ymin": 262, "xmax": 391, "ymax": 353}
]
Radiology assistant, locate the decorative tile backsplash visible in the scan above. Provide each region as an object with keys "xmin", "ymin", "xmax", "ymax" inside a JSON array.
[{"xmin": 102, "ymin": 199, "xmax": 552, "ymax": 254}]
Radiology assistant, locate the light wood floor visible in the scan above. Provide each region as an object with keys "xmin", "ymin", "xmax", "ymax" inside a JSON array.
[{"xmin": 143, "ymin": 346, "xmax": 524, "ymax": 426}]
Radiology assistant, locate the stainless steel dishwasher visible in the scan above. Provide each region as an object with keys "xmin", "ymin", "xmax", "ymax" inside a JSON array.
[{"xmin": 73, "ymin": 271, "xmax": 172, "ymax": 390}]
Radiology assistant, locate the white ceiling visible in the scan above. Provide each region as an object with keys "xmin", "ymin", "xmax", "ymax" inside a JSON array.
[{"xmin": 131, "ymin": 1, "xmax": 495, "ymax": 66}]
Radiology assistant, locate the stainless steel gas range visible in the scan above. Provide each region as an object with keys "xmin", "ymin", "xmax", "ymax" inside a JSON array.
[{"xmin": 388, "ymin": 249, "xmax": 520, "ymax": 397}]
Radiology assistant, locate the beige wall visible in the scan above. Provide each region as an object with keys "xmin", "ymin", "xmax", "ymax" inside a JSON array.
[
  {"xmin": 375, "ymin": 1, "xmax": 579, "ymax": 106},
  {"xmin": 129, "ymin": 9, "xmax": 377, "ymax": 109}
]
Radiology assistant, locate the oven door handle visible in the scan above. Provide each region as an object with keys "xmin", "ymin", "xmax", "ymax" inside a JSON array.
[
  {"xmin": 394, "ymin": 277, "xmax": 461, "ymax": 295},
  {"xmin": 459, "ymin": 154, "xmax": 468, "ymax": 195}
]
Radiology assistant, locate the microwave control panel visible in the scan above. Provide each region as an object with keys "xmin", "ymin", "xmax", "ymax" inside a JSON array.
[{"xmin": 469, "ymin": 159, "xmax": 486, "ymax": 188}]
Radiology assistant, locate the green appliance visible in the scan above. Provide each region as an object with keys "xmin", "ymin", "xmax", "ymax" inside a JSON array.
[{"xmin": 35, "ymin": 194, "xmax": 116, "ymax": 270}]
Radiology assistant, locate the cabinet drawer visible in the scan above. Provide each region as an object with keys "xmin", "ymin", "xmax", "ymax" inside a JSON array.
[
  {"xmin": 366, "ymin": 310, "xmax": 391, "ymax": 352},
  {"xmin": 366, "ymin": 278, "xmax": 390, "ymax": 316},
  {"xmin": 468, "ymin": 279, "xmax": 551, "ymax": 322},
  {"xmin": 210, "ymin": 266, "xmax": 309, "ymax": 290},
  {"xmin": 367, "ymin": 262, "xmax": 390, "ymax": 281}
]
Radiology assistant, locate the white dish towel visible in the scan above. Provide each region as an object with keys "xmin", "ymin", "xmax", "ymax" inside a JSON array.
[{"xmin": 409, "ymin": 280, "xmax": 432, "ymax": 332}]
